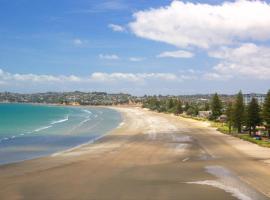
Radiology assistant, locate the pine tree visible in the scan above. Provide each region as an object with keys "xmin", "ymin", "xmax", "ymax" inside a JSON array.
[
  {"xmin": 190, "ymin": 103, "xmax": 199, "ymax": 116},
  {"xmin": 174, "ymin": 100, "xmax": 183, "ymax": 115},
  {"xmin": 226, "ymin": 101, "xmax": 233, "ymax": 133},
  {"xmin": 184, "ymin": 102, "xmax": 190, "ymax": 112},
  {"xmin": 263, "ymin": 90, "xmax": 270, "ymax": 138},
  {"xmin": 167, "ymin": 98, "xmax": 174, "ymax": 111},
  {"xmin": 210, "ymin": 93, "xmax": 222, "ymax": 120},
  {"xmin": 246, "ymin": 98, "xmax": 261, "ymax": 136},
  {"xmin": 233, "ymin": 91, "xmax": 245, "ymax": 133},
  {"xmin": 204, "ymin": 102, "xmax": 210, "ymax": 111}
]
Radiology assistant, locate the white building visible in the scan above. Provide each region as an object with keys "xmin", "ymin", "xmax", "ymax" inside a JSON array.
[
  {"xmin": 198, "ymin": 111, "xmax": 212, "ymax": 118},
  {"xmin": 243, "ymin": 94, "xmax": 266, "ymax": 105}
]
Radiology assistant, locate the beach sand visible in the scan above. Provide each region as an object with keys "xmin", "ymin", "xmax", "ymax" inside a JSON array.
[{"xmin": 0, "ymin": 106, "xmax": 270, "ymax": 200}]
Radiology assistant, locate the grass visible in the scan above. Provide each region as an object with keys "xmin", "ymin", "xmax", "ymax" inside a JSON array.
[
  {"xmin": 146, "ymin": 107, "xmax": 270, "ymax": 148},
  {"xmin": 180, "ymin": 114, "xmax": 208, "ymax": 121},
  {"xmin": 180, "ymin": 114, "xmax": 270, "ymax": 148},
  {"xmin": 235, "ymin": 134, "xmax": 270, "ymax": 148},
  {"xmin": 215, "ymin": 124, "xmax": 270, "ymax": 148}
]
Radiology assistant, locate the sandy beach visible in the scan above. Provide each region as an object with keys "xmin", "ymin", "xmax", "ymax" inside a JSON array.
[{"xmin": 0, "ymin": 106, "xmax": 270, "ymax": 200}]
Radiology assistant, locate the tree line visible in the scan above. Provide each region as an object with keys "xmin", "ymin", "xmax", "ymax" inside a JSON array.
[
  {"xmin": 142, "ymin": 90, "xmax": 270, "ymax": 137},
  {"xmin": 213, "ymin": 91, "xmax": 270, "ymax": 137},
  {"xmin": 142, "ymin": 97, "xmax": 184, "ymax": 115}
]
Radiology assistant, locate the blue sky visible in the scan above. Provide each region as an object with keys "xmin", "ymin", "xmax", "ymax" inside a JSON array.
[{"xmin": 0, "ymin": 0, "xmax": 270, "ymax": 95}]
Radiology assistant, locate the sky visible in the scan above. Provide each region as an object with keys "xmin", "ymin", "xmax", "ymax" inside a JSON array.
[{"xmin": 0, "ymin": 0, "xmax": 270, "ymax": 95}]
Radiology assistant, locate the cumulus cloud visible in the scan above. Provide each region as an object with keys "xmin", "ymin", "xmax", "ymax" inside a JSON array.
[
  {"xmin": 97, "ymin": 1, "xmax": 129, "ymax": 11},
  {"xmin": 209, "ymin": 43, "xmax": 270, "ymax": 79},
  {"xmin": 129, "ymin": 57, "xmax": 145, "ymax": 62},
  {"xmin": 129, "ymin": 0, "xmax": 270, "ymax": 48},
  {"xmin": 0, "ymin": 69, "xmax": 82, "ymax": 83},
  {"xmin": 73, "ymin": 38, "xmax": 83, "ymax": 46},
  {"xmin": 71, "ymin": 1, "xmax": 129, "ymax": 13},
  {"xmin": 0, "ymin": 69, "xmax": 180, "ymax": 87},
  {"xmin": 99, "ymin": 54, "xmax": 120, "ymax": 60},
  {"xmin": 72, "ymin": 38, "xmax": 89, "ymax": 47},
  {"xmin": 157, "ymin": 50, "xmax": 193, "ymax": 58},
  {"xmin": 108, "ymin": 24, "xmax": 125, "ymax": 32},
  {"xmin": 1, "ymin": 68, "xmax": 268, "ymax": 94},
  {"xmin": 90, "ymin": 72, "xmax": 177, "ymax": 82},
  {"xmin": 202, "ymin": 72, "xmax": 232, "ymax": 81}
]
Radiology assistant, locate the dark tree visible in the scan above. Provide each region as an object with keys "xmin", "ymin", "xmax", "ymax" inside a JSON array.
[
  {"xmin": 204, "ymin": 102, "xmax": 210, "ymax": 111},
  {"xmin": 226, "ymin": 101, "xmax": 233, "ymax": 134},
  {"xmin": 167, "ymin": 98, "xmax": 174, "ymax": 110},
  {"xmin": 174, "ymin": 100, "xmax": 183, "ymax": 115},
  {"xmin": 233, "ymin": 91, "xmax": 245, "ymax": 133},
  {"xmin": 186, "ymin": 103, "xmax": 199, "ymax": 116},
  {"xmin": 263, "ymin": 90, "xmax": 270, "ymax": 138},
  {"xmin": 184, "ymin": 102, "xmax": 190, "ymax": 112},
  {"xmin": 246, "ymin": 98, "xmax": 261, "ymax": 136},
  {"xmin": 210, "ymin": 93, "xmax": 222, "ymax": 120},
  {"xmin": 143, "ymin": 97, "xmax": 160, "ymax": 111}
]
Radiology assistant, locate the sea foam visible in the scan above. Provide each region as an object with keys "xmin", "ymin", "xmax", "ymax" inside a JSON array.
[
  {"xmin": 51, "ymin": 115, "xmax": 69, "ymax": 125},
  {"xmin": 83, "ymin": 109, "xmax": 92, "ymax": 114},
  {"xmin": 34, "ymin": 125, "xmax": 52, "ymax": 132}
]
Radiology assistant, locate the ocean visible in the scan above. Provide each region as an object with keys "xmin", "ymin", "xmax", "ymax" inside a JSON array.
[{"xmin": 0, "ymin": 103, "xmax": 122, "ymax": 165}]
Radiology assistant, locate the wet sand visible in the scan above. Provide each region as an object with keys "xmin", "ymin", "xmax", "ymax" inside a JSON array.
[{"xmin": 0, "ymin": 106, "xmax": 270, "ymax": 200}]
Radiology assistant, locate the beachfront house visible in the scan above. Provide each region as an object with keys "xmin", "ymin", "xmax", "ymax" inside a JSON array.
[{"xmin": 198, "ymin": 111, "xmax": 212, "ymax": 119}]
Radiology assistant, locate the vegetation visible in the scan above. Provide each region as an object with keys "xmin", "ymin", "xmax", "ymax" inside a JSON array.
[
  {"xmin": 210, "ymin": 93, "xmax": 222, "ymax": 120},
  {"xmin": 142, "ymin": 97, "xmax": 184, "ymax": 115},
  {"xmin": 143, "ymin": 90, "xmax": 270, "ymax": 148},
  {"xmin": 232, "ymin": 91, "xmax": 245, "ymax": 133},
  {"xmin": 226, "ymin": 101, "xmax": 233, "ymax": 133},
  {"xmin": 0, "ymin": 91, "xmax": 132, "ymax": 105},
  {"xmin": 235, "ymin": 134, "xmax": 270, "ymax": 148},
  {"xmin": 204, "ymin": 102, "xmax": 210, "ymax": 111},
  {"xmin": 263, "ymin": 90, "xmax": 270, "ymax": 138},
  {"xmin": 175, "ymin": 100, "xmax": 183, "ymax": 115},
  {"xmin": 185, "ymin": 103, "xmax": 199, "ymax": 116},
  {"xmin": 246, "ymin": 98, "xmax": 261, "ymax": 136}
]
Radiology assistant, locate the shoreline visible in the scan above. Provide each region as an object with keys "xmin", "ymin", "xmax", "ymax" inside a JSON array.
[
  {"xmin": 51, "ymin": 115, "xmax": 126, "ymax": 157},
  {"xmin": 0, "ymin": 105, "xmax": 124, "ymax": 166},
  {"xmin": 0, "ymin": 106, "xmax": 270, "ymax": 200},
  {"xmin": 3, "ymin": 105, "xmax": 269, "ymax": 169}
]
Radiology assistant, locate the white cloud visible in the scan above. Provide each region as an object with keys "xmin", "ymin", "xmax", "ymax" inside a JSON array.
[
  {"xmin": 202, "ymin": 72, "xmax": 231, "ymax": 81},
  {"xmin": 1, "ymin": 67, "xmax": 268, "ymax": 94},
  {"xmin": 129, "ymin": 57, "xmax": 145, "ymax": 62},
  {"xmin": 0, "ymin": 69, "xmax": 82, "ymax": 83},
  {"xmin": 130, "ymin": 0, "xmax": 270, "ymax": 48},
  {"xmin": 73, "ymin": 38, "xmax": 83, "ymax": 45},
  {"xmin": 71, "ymin": 1, "xmax": 129, "ymax": 14},
  {"xmin": 99, "ymin": 54, "xmax": 120, "ymax": 60},
  {"xmin": 97, "ymin": 1, "xmax": 129, "ymax": 11},
  {"xmin": 0, "ymin": 69, "xmax": 179, "ymax": 87},
  {"xmin": 157, "ymin": 50, "xmax": 193, "ymax": 58},
  {"xmin": 90, "ymin": 72, "xmax": 177, "ymax": 82},
  {"xmin": 108, "ymin": 24, "xmax": 125, "ymax": 32},
  {"xmin": 208, "ymin": 43, "xmax": 270, "ymax": 80}
]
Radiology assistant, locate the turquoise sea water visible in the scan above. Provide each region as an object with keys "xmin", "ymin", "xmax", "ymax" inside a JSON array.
[{"xmin": 0, "ymin": 104, "xmax": 122, "ymax": 165}]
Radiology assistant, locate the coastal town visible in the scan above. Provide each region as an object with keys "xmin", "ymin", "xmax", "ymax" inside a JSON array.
[
  {"xmin": 0, "ymin": 91, "xmax": 266, "ymax": 106},
  {"xmin": 1, "ymin": 90, "xmax": 269, "ymax": 146},
  {"xmin": 0, "ymin": 91, "xmax": 134, "ymax": 105}
]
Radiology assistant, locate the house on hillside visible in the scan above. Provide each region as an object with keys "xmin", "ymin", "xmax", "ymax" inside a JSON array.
[{"xmin": 198, "ymin": 111, "xmax": 212, "ymax": 119}]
